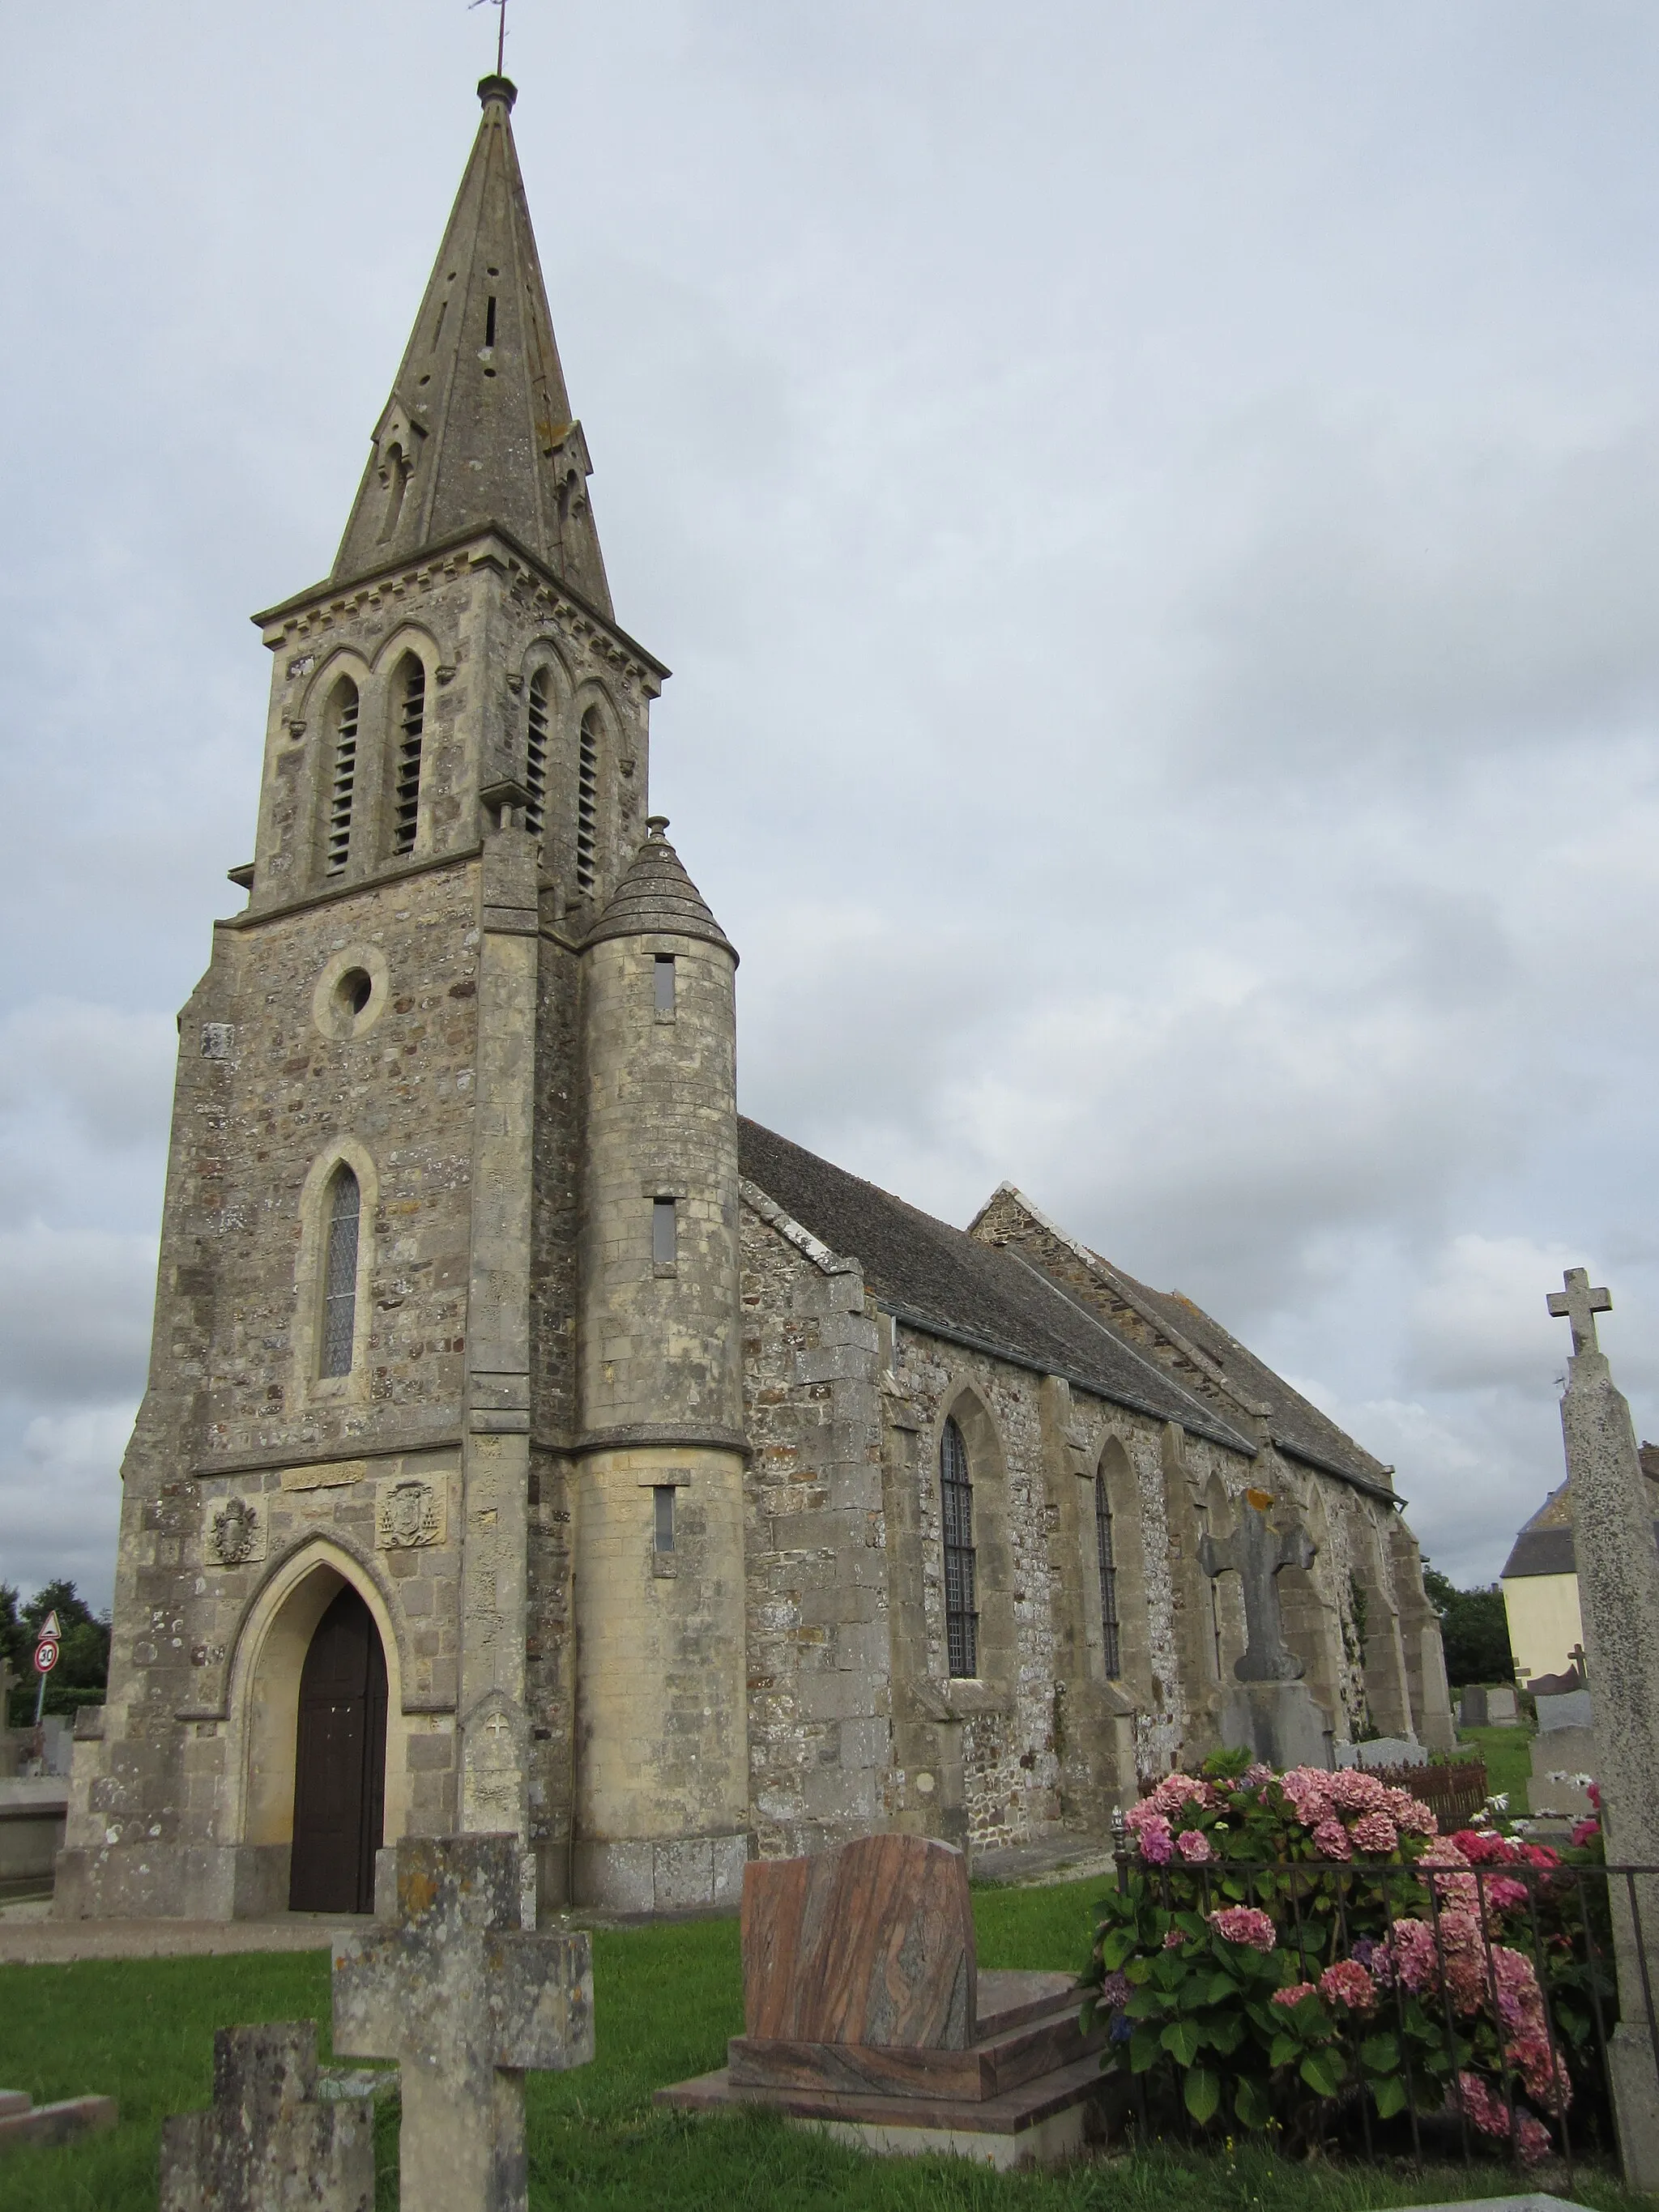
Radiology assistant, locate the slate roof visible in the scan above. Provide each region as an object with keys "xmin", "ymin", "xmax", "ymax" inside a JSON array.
[
  {"xmin": 1107, "ymin": 1271, "xmax": 1396, "ymax": 1496},
  {"xmin": 738, "ymin": 1119, "xmax": 1259, "ymax": 1456},
  {"xmin": 1499, "ymin": 1472, "xmax": 1659, "ymax": 1579}
]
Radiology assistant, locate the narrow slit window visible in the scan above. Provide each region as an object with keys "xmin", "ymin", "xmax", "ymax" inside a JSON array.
[
  {"xmin": 321, "ymin": 1167, "xmax": 360, "ymax": 1377},
  {"xmin": 575, "ymin": 708, "xmax": 599, "ymax": 892},
  {"xmin": 654, "ymin": 1485, "xmax": 676, "ymax": 1553},
  {"xmin": 326, "ymin": 682, "xmax": 359, "ymax": 876},
  {"xmin": 377, "ymin": 443, "xmax": 411, "ymax": 543},
  {"xmin": 393, "ymin": 658, "xmax": 425, "ymax": 855},
  {"xmin": 484, "ymin": 295, "xmax": 497, "ymax": 348},
  {"xmin": 652, "ymin": 1196, "xmax": 676, "ymax": 1268},
  {"xmin": 654, "ymin": 955, "xmax": 676, "ymax": 1016},
  {"xmin": 940, "ymin": 1416, "xmax": 978, "ymax": 1677},
  {"xmin": 1095, "ymin": 1472, "xmax": 1121, "ymax": 1680},
  {"xmin": 524, "ymin": 669, "xmax": 549, "ymax": 838}
]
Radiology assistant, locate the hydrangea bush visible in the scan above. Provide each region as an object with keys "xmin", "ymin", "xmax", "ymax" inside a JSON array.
[{"xmin": 1083, "ymin": 1754, "xmax": 1612, "ymax": 2159}]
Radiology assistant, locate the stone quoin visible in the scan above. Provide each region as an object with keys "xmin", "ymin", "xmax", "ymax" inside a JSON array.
[{"xmin": 57, "ymin": 70, "xmax": 1454, "ymax": 1929}]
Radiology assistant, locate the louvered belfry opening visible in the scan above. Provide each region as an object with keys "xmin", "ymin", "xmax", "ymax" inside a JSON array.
[
  {"xmin": 940, "ymin": 1416, "xmax": 979, "ymax": 1678},
  {"xmin": 1095, "ymin": 1471, "xmax": 1122, "ymax": 1680},
  {"xmin": 326, "ymin": 681, "xmax": 360, "ymax": 876},
  {"xmin": 288, "ymin": 1584, "xmax": 388, "ymax": 1915},
  {"xmin": 525, "ymin": 667, "xmax": 549, "ymax": 837},
  {"xmin": 393, "ymin": 658, "xmax": 425, "ymax": 855},
  {"xmin": 321, "ymin": 1167, "xmax": 360, "ymax": 1378},
  {"xmin": 575, "ymin": 707, "xmax": 599, "ymax": 890}
]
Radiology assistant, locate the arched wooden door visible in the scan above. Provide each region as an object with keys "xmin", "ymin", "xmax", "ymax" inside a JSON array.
[{"xmin": 288, "ymin": 1584, "xmax": 387, "ymax": 1913}]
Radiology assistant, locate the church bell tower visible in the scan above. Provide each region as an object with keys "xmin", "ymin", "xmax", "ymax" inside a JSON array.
[{"xmin": 58, "ymin": 77, "xmax": 748, "ymax": 1924}]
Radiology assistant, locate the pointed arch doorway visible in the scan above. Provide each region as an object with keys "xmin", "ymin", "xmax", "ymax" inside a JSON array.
[{"xmin": 288, "ymin": 1584, "xmax": 387, "ymax": 1913}]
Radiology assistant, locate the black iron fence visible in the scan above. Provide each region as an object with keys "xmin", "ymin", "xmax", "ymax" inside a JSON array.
[{"xmin": 1098, "ymin": 1843, "xmax": 1659, "ymax": 2188}]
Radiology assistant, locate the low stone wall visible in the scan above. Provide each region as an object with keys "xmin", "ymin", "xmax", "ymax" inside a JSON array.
[{"xmin": 0, "ymin": 1779, "xmax": 69, "ymax": 1886}]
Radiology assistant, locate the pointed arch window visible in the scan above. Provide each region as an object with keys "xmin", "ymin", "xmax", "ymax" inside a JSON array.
[
  {"xmin": 940, "ymin": 1416, "xmax": 978, "ymax": 1678},
  {"xmin": 326, "ymin": 680, "xmax": 360, "ymax": 876},
  {"xmin": 575, "ymin": 707, "xmax": 599, "ymax": 892},
  {"xmin": 524, "ymin": 668, "xmax": 549, "ymax": 840},
  {"xmin": 1094, "ymin": 1471, "xmax": 1122, "ymax": 1680},
  {"xmin": 393, "ymin": 658, "xmax": 425, "ymax": 856},
  {"xmin": 321, "ymin": 1167, "xmax": 361, "ymax": 1378}
]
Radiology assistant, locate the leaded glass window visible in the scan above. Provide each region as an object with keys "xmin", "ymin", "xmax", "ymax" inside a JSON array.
[
  {"xmin": 940, "ymin": 1415, "xmax": 978, "ymax": 1678},
  {"xmin": 1095, "ymin": 1471, "xmax": 1121, "ymax": 1680},
  {"xmin": 321, "ymin": 1167, "xmax": 360, "ymax": 1377}
]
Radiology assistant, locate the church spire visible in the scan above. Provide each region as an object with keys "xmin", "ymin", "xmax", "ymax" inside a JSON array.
[{"xmin": 331, "ymin": 75, "xmax": 612, "ymax": 616}]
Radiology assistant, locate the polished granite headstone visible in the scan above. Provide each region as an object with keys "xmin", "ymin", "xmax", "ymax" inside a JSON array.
[{"xmin": 658, "ymin": 1832, "xmax": 1108, "ymax": 2168}]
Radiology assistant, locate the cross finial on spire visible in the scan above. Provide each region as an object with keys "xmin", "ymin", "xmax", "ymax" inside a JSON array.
[
  {"xmin": 1547, "ymin": 1267, "xmax": 1611, "ymax": 1357},
  {"xmin": 470, "ymin": 0, "xmax": 507, "ymax": 78}
]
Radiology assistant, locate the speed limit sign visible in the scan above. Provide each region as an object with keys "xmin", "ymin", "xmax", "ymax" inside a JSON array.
[{"xmin": 32, "ymin": 1639, "xmax": 58, "ymax": 1675}]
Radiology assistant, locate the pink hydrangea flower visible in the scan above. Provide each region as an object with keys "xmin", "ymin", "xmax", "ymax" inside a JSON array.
[
  {"xmin": 1097, "ymin": 1970, "xmax": 1130, "ymax": 2007},
  {"xmin": 1312, "ymin": 1818, "xmax": 1354, "ymax": 1860},
  {"xmin": 1272, "ymin": 1981, "xmax": 1318, "ymax": 2008},
  {"xmin": 1175, "ymin": 1828, "xmax": 1213, "ymax": 1864},
  {"xmin": 1209, "ymin": 1904, "xmax": 1277, "ymax": 1951},
  {"xmin": 1384, "ymin": 1787, "xmax": 1437, "ymax": 1837},
  {"xmin": 1136, "ymin": 1813, "xmax": 1174, "ymax": 1865},
  {"xmin": 1327, "ymin": 1767, "xmax": 1386, "ymax": 1814},
  {"xmin": 1163, "ymin": 1927, "xmax": 1188, "ymax": 1949},
  {"xmin": 1350, "ymin": 1811, "xmax": 1398, "ymax": 1856},
  {"xmin": 1486, "ymin": 1875, "xmax": 1530, "ymax": 1916},
  {"xmin": 1319, "ymin": 1958, "xmax": 1376, "ymax": 2013}
]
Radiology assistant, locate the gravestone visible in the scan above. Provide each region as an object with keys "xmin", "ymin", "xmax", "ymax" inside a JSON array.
[
  {"xmin": 659, "ymin": 1832, "xmax": 1108, "ymax": 2168},
  {"xmin": 1546, "ymin": 1268, "xmax": 1659, "ymax": 2188},
  {"xmin": 159, "ymin": 2022, "xmax": 373, "ymax": 2212},
  {"xmin": 0, "ymin": 2087, "xmax": 116, "ymax": 2153},
  {"xmin": 332, "ymin": 1833, "xmax": 593, "ymax": 2212},
  {"xmin": 1484, "ymin": 1686, "xmax": 1518, "ymax": 1726},
  {"xmin": 1198, "ymin": 1496, "xmax": 1331, "ymax": 1768}
]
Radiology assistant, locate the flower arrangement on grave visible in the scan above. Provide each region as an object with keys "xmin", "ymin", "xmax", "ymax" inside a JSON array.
[{"xmin": 1083, "ymin": 1750, "xmax": 1611, "ymax": 2159}]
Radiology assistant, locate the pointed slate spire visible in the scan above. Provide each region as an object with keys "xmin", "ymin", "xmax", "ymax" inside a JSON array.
[
  {"xmin": 585, "ymin": 818, "xmax": 736, "ymax": 958},
  {"xmin": 331, "ymin": 76, "xmax": 612, "ymax": 615}
]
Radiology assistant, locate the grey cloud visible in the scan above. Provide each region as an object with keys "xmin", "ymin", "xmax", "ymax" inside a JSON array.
[{"xmin": 0, "ymin": 1228, "xmax": 156, "ymax": 1408}]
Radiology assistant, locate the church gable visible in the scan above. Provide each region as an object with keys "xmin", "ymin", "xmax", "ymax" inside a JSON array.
[{"xmin": 970, "ymin": 1182, "xmax": 1396, "ymax": 1500}]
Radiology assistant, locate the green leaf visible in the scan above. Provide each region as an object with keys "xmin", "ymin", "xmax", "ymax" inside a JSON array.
[
  {"xmin": 1234, "ymin": 2074, "xmax": 1273, "ymax": 2130},
  {"xmin": 1371, "ymin": 2076, "xmax": 1409, "ymax": 2119},
  {"xmin": 1162, "ymin": 2019, "xmax": 1203, "ymax": 2065},
  {"xmin": 1207, "ymin": 1973, "xmax": 1240, "ymax": 2005},
  {"xmin": 1299, "ymin": 2051, "xmax": 1346, "ymax": 2099},
  {"xmin": 1359, "ymin": 2033, "xmax": 1401, "ymax": 2073},
  {"xmin": 1208, "ymin": 2014, "xmax": 1245, "ymax": 2056},
  {"xmin": 1184, "ymin": 2067, "xmax": 1221, "ymax": 2125},
  {"xmin": 1128, "ymin": 2027, "xmax": 1163, "ymax": 2074},
  {"xmin": 1269, "ymin": 2033, "xmax": 1299, "ymax": 2069},
  {"xmin": 1099, "ymin": 1929, "xmax": 1137, "ymax": 1971}
]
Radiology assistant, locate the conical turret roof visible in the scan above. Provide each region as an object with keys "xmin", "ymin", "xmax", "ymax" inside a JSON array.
[
  {"xmin": 584, "ymin": 819, "xmax": 736, "ymax": 957},
  {"xmin": 331, "ymin": 76, "xmax": 611, "ymax": 612}
]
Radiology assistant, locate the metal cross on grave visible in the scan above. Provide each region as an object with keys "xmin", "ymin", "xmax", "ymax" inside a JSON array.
[
  {"xmin": 1546, "ymin": 1267, "xmax": 1612, "ymax": 1359},
  {"xmin": 332, "ymin": 1835, "xmax": 593, "ymax": 2212},
  {"xmin": 1197, "ymin": 1491, "xmax": 1317, "ymax": 1683}
]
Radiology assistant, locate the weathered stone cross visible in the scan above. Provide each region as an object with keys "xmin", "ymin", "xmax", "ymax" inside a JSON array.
[
  {"xmin": 332, "ymin": 1835, "xmax": 593, "ymax": 2212},
  {"xmin": 1198, "ymin": 1496, "xmax": 1317, "ymax": 1682},
  {"xmin": 1546, "ymin": 1266, "xmax": 1612, "ymax": 1358}
]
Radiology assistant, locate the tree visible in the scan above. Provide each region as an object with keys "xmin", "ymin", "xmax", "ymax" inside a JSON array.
[
  {"xmin": 2, "ymin": 1579, "xmax": 110, "ymax": 1724},
  {"xmin": 1423, "ymin": 1566, "xmax": 1514, "ymax": 1688}
]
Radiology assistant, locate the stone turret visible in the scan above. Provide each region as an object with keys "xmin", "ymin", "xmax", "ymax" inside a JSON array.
[{"xmin": 572, "ymin": 820, "xmax": 748, "ymax": 1912}]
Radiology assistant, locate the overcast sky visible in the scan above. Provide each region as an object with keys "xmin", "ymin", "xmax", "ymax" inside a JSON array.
[{"xmin": 3, "ymin": 1, "xmax": 1657, "ymax": 1612}]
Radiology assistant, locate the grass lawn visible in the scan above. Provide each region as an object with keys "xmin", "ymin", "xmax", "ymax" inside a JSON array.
[
  {"xmin": 0, "ymin": 1875, "xmax": 1643, "ymax": 2211},
  {"xmin": 1456, "ymin": 1723, "xmax": 1535, "ymax": 1813}
]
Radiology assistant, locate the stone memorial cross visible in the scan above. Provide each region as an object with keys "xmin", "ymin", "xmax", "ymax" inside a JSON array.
[
  {"xmin": 1546, "ymin": 1266, "xmax": 1659, "ymax": 2189},
  {"xmin": 1198, "ymin": 1496, "xmax": 1316, "ymax": 1681},
  {"xmin": 159, "ymin": 2022, "xmax": 373, "ymax": 2212},
  {"xmin": 332, "ymin": 1835, "xmax": 594, "ymax": 2212}
]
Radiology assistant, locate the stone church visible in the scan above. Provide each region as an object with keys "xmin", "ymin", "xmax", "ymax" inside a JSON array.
[{"xmin": 58, "ymin": 77, "xmax": 1454, "ymax": 1925}]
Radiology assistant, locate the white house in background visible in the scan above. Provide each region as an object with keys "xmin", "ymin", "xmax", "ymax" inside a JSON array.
[{"xmin": 1501, "ymin": 1450, "xmax": 1659, "ymax": 1686}]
